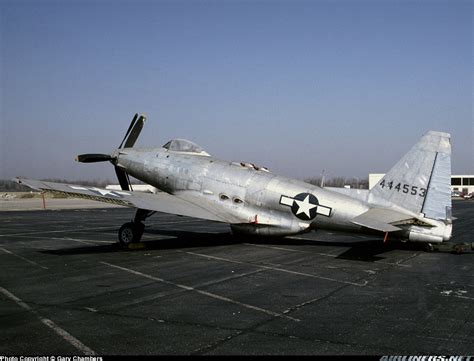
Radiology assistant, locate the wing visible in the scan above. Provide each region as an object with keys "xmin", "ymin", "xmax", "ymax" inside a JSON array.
[{"xmin": 15, "ymin": 178, "xmax": 230, "ymax": 223}]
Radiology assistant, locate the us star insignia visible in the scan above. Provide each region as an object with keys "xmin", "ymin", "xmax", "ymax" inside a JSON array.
[
  {"xmin": 279, "ymin": 192, "xmax": 332, "ymax": 221},
  {"xmin": 68, "ymin": 185, "xmax": 129, "ymax": 198}
]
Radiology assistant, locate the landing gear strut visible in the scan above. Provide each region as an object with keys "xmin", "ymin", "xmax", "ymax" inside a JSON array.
[{"xmin": 118, "ymin": 208, "xmax": 155, "ymax": 247}]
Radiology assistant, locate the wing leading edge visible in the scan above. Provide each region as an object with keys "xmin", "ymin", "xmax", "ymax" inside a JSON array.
[{"xmin": 15, "ymin": 178, "xmax": 229, "ymax": 223}]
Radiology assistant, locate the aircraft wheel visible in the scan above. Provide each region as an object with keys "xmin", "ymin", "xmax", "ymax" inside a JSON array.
[
  {"xmin": 118, "ymin": 222, "xmax": 144, "ymax": 247},
  {"xmin": 424, "ymin": 243, "xmax": 434, "ymax": 252}
]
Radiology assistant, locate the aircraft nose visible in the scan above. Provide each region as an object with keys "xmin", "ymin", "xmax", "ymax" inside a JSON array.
[
  {"xmin": 113, "ymin": 149, "xmax": 136, "ymax": 169},
  {"xmin": 111, "ymin": 149, "xmax": 120, "ymax": 160}
]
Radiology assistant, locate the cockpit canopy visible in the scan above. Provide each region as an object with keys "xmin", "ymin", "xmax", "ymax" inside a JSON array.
[{"xmin": 162, "ymin": 138, "xmax": 210, "ymax": 156}]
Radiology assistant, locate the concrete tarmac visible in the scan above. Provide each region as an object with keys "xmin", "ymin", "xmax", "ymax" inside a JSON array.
[
  {"xmin": 0, "ymin": 196, "xmax": 121, "ymax": 211},
  {"xmin": 0, "ymin": 200, "xmax": 473, "ymax": 355}
]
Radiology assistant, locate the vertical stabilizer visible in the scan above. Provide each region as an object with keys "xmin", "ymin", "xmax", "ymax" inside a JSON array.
[{"xmin": 369, "ymin": 131, "xmax": 451, "ymax": 221}]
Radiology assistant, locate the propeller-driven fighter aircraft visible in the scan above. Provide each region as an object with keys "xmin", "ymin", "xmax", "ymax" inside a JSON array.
[{"xmin": 16, "ymin": 114, "xmax": 453, "ymax": 250}]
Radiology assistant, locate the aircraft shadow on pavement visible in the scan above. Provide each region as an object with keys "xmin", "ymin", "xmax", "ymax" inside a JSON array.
[{"xmin": 39, "ymin": 227, "xmax": 415, "ymax": 262}]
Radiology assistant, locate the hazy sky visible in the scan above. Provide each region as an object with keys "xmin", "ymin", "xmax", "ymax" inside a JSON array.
[{"xmin": 1, "ymin": 0, "xmax": 472, "ymax": 182}]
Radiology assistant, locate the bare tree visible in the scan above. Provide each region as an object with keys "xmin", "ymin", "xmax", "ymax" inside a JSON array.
[{"xmin": 304, "ymin": 176, "xmax": 368, "ymax": 189}]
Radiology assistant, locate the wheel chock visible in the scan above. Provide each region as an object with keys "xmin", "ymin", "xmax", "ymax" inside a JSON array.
[
  {"xmin": 126, "ymin": 242, "xmax": 146, "ymax": 250},
  {"xmin": 433, "ymin": 242, "xmax": 473, "ymax": 254}
]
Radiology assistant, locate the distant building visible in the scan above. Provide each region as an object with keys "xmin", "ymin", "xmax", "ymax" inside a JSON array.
[
  {"xmin": 450, "ymin": 175, "xmax": 474, "ymax": 195},
  {"xmin": 369, "ymin": 174, "xmax": 474, "ymax": 195},
  {"xmin": 368, "ymin": 174, "xmax": 386, "ymax": 190}
]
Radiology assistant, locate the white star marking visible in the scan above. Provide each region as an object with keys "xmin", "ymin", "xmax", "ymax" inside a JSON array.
[
  {"xmin": 294, "ymin": 195, "xmax": 317, "ymax": 218},
  {"xmin": 69, "ymin": 186, "xmax": 88, "ymax": 190},
  {"xmin": 90, "ymin": 187, "xmax": 119, "ymax": 197}
]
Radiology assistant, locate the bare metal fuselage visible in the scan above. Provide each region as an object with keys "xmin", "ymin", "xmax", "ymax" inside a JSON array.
[{"xmin": 117, "ymin": 147, "xmax": 372, "ymax": 237}]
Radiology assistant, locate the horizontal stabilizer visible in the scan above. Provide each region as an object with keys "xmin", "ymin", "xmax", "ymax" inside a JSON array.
[{"xmin": 351, "ymin": 208, "xmax": 425, "ymax": 233}]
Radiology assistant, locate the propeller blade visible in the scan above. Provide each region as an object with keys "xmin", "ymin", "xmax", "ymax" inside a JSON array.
[
  {"xmin": 119, "ymin": 113, "xmax": 139, "ymax": 149},
  {"xmin": 123, "ymin": 115, "xmax": 146, "ymax": 148},
  {"xmin": 75, "ymin": 153, "xmax": 113, "ymax": 163},
  {"xmin": 115, "ymin": 166, "xmax": 132, "ymax": 191}
]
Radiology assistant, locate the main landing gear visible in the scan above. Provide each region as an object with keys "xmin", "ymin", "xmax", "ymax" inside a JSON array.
[{"xmin": 118, "ymin": 208, "xmax": 155, "ymax": 248}]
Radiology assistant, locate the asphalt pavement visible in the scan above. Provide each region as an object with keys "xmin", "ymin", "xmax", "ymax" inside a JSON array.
[{"xmin": 0, "ymin": 200, "xmax": 473, "ymax": 355}]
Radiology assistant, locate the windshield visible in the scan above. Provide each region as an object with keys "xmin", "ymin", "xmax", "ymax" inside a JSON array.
[{"xmin": 162, "ymin": 138, "xmax": 210, "ymax": 155}]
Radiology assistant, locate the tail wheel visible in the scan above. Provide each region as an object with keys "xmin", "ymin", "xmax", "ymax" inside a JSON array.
[
  {"xmin": 424, "ymin": 243, "xmax": 434, "ymax": 252},
  {"xmin": 118, "ymin": 222, "xmax": 144, "ymax": 247}
]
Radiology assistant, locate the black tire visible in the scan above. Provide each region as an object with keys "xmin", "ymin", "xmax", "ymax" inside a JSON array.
[
  {"xmin": 118, "ymin": 222, "xmax": 144, "ymax": 247},
  {"xmin": 424, "ymin": 243, "xmax": 434, "ymax": 252}
]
